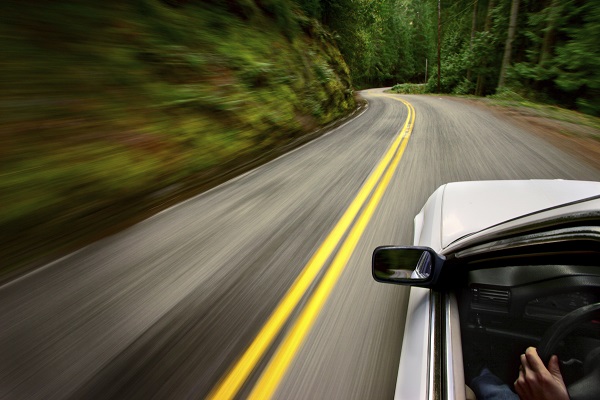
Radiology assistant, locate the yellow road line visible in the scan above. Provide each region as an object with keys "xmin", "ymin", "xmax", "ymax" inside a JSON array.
[
  {"xmin": 207, "ymin": 95, "xmax": 414, "ymax": 400},
  {"xmin": 248, "ymin": 96, "xmax": 415, "ymax": 399}
]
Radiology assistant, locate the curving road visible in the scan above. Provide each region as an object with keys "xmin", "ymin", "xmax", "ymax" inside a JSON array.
[{"xmin": 1, "ymin": 89, "xmax": 598, "ymax": 400}]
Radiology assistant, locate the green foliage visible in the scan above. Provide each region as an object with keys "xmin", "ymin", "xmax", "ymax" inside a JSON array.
[
  {"xmin": 370, "ymin": 0, "xmax": 600, "ymax": 113},
  {"xmin": 419, "ymin": 0, "xmax": 507, "ymax": 95},
  {"xmin": 390, "ymin": 83, "xmax": 426, "ymax": 94},
  {"xmin": 294, "ymin": 0, "xmax": 321, "ymax": 19},
  {"xmin": 255, "ymin": 0, "xmax": 301, "ymax": 39},
  {"xmin": 509, "ymin": 0, "xmax": 600, "ymax": 115},
  {"xmin": 553, "ymin": 4, "xmax": 600, "ymax": 115},
  {"xmin": 452, "ymin": 78, "xmax": 475, "ymax": 95},
  {"xmin": 0, "ymin": 0, "xmax": 355, "ymax": 268},
  {"xmin": 318, "ymin": 0, "xmax": 436, "ymax": 88},
  {"xmin": 488, "ymin": 87, "xmax": 528, "ymax": 102},
  {"xmin": 487, "ymin": 88, "xmax": 600, "ymax": 133}
]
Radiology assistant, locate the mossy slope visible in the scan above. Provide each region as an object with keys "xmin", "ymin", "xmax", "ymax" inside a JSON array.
[{"xmin": 0, "ymin": 0, "xmax": 355, "ymax": 272}]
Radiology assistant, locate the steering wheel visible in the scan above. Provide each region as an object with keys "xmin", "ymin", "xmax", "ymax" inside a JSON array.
[{"xmin": 537, "ymin": 302, "xmax": 600, "ymax": 400}]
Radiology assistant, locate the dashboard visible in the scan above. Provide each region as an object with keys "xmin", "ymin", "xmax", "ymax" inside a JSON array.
[
  {"xmin": 459, "ymin": 264, "xmax": 600, "ymax": 387},
  {"xmin": 525, "ymin": 291, "xmax": 598, "ymax": 319},
  {"xmin": 460, "ymin": 264, "xmax": 600, "ymax": 338},
  {"xmin": 467, "ymin": 265, "xmax": 600, "ymax": 316}
]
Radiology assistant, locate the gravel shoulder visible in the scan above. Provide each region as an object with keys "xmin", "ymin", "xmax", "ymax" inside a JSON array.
[{"xmin": 450, "ymin": 96, "xmax": 600, "ymax": 171}]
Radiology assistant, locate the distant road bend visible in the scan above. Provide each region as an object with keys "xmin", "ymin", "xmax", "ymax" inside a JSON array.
[{"xmin": 1, "ymin": 89, "xmax": 598, "ymax": 400}]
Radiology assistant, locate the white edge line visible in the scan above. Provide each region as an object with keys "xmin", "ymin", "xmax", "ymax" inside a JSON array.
[
  {"xmin": 152, "ymin": 104, "xmax": 369, "ymax": 217},
  {"xmin": 1, "ymin": 247, "xmax": 89, "ymax": 289},
  {"xmin": 1, "ymin": 105, "xmax": 370, "ymax": 289}
]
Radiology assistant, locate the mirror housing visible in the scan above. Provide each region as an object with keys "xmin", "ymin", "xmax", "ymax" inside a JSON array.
[{"xmin": 372, "ymin": 246, "xmax": 445, "ymax": 287}]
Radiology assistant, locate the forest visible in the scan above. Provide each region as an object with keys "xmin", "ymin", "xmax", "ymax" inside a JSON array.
[{"xmin": 300, "ymin": 0, "xmax": 600, "ymax": 116}]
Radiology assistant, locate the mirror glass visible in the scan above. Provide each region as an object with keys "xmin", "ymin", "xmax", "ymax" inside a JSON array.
[{"xmin": 373, "ymin": 247, "xmax": 433, "ymax": 282}]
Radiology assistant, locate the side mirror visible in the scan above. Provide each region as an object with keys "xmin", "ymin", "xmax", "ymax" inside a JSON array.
[{"xmin": 372, "ymin": 246, "xmax": 444, "ymax": 287}]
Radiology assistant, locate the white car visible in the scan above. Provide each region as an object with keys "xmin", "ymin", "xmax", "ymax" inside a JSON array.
[{"xmin": 372, "ymin": 180, "xmax": 600, "ymax": 400}]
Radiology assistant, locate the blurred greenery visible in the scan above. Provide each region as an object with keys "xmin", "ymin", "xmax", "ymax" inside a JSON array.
[
  {"xmin": 0, "ymin": 0, "xmax": 355, "ymax": 273},
  {"xmin": 390, "ymin": 83, "xmax": 427, "ymax": 94},
  {"xmin": 488, "ymin": 88, "xmax": 600, "ymax": 133}
]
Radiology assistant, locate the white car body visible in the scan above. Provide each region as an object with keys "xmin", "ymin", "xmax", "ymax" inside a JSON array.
[{"xmin": 394, "ymin": 180, "xmax": 600, "ymax": 400}]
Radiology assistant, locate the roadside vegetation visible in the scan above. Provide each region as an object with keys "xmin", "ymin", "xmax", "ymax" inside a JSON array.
[
  {"xmin": 314, "ymin": 0, "xmax": 599, "ymax": 117},
  {"xmin": 481, "ymin": 89, "xmax": 600, "ymax": 168},
  {"xmin": 1, "ymin": 0, "xmax": 355, "ymax": 274},
  {"xmin": 487, "ymin": 89, "xmax": 600, "ymax": 133},
  {"xmin": 390, "ymin": 84, "xmax": 427, "ymax": 95}
]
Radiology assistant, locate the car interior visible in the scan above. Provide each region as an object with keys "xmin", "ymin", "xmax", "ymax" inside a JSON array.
[{"xmin": 449, "ymin": 234, "xmax": 600, "ymax": 398}]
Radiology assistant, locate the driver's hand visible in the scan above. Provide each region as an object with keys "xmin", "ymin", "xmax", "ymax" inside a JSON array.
[{"xmin": 514, "ymin": 347, "xmax": 569, "ymax": 400}]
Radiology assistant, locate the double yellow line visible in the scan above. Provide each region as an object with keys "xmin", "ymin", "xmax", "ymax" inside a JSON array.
[{"xmin": 208, "ymin": 95, "xmax": 415, "ymax": 400}]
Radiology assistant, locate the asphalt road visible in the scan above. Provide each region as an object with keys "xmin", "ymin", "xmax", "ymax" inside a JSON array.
[{"xmin": 1, "ymin": 89, "xmax": 598, "ymax": 400}]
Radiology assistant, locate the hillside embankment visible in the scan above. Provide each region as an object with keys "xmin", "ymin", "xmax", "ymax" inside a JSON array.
[{"xmin": 1, "ymin": 0, "xmax": 356, "ymax": 277}]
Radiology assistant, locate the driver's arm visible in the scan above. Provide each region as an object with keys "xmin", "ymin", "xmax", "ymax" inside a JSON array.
[{"xmin": 514, "ymin": 347, "xmax": 569, "ymax": 400}]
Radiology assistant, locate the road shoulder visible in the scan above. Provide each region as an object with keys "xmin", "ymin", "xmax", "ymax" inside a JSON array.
[{"xmin": 449, "ymin": 96, "xmax": 600, "ymax": 171}]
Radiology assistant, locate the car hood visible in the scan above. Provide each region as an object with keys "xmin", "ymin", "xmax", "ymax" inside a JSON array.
[{"xmin": 439, "ymin": 180, "xmax": 600, "ymax": 249}]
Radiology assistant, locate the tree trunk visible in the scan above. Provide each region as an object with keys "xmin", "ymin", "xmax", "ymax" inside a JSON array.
[
  {"xmin": 470, "ymin": 0, "xmax": 479, "ymax": 47},
  {"xmin": 539, "ymin": 0, "xmax": 560, "ymax": 66},
  {"xmin": 484, "ymin": 0, "xmax": 494, "ymax": 31},
  {"xmin": 476, "ymin": 0, "xmax": 495, "ymax": 96},
  {"xmin": 467, "ymin": 0, "xmax": 479, "ymax": 81},
  {"xmin": 498, "ymin": 0, "xmax": 520, "ymax": 89},
  {"xmin": 437, "ymin": 0, "xmax": 441, "ymax": 93}
]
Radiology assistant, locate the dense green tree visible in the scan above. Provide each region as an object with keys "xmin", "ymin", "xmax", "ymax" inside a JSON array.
[
  {"xmin": 553, "ymin": 2, "xmax": 600, "ymax": 115},
  {"xmin": 498, "ymin": 0, "xmax": 520, "ymax": 88},
  {"xmin": 292, "ymin": 0, "xmax": 598, "ymax": 113},
  {"xmin": 313, "ymin": 0, "xmax": 438, "ymax": 87},
  {"xmin": 512, "ymin": 0, "xmax": 600, "ymax": 114}
]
